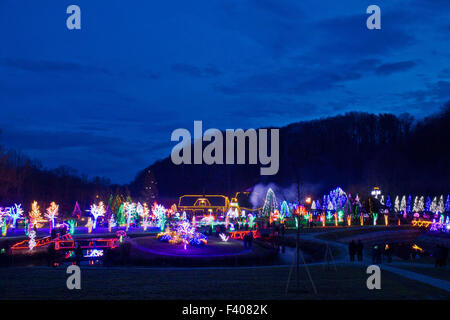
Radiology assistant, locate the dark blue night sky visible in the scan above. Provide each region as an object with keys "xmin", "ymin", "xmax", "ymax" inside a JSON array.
[{"xmin": 0, "ymin": 0, "xmax": 449, "ymax": 183}]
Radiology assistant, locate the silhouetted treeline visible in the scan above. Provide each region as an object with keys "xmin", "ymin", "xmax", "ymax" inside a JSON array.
[
  {"xmin": 0, "ymin": 147, "xmax": 125, "ymax": 215},
  {"xmin": 135, "ymin": 103, "xmax": 450, "ymax": 200}
]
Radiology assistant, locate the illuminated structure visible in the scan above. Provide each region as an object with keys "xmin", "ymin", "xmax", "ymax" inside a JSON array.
[
  {"xmin": 178, "ymin": 195, "xmax": 230, "ymax": 216},
  {"xmin": 371, "ymin": 187, "xmax": 382, "ymax": 199}
]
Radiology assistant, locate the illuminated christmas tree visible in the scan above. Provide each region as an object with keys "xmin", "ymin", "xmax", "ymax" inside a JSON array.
[
  {"xmin": 46, "ymin": 202, "xmax": 59, "ymax": 230},
  {"xmin": 437, "ymin": 195, "xmax": 444, "ymax": 214},
  {"xmin": 417, "ymin": 196, "xmax": 424, "ymax": 212},
  {"xmin": 261, "ymin": 188, "xmax": 277, "ymax": 217},
  {"xmin": 29, "ymin": 201, "xmax": 42, "ymax": 227},
  {"xmin": 394, "ymin": 196, "xmax": 400, "ymax": 212},
  {"xmin": 280, "ymin": 201, "xmax": 290, "ymax": 218},
  {"xmin": 400, "ymin": 196, "xmax": 406, "ymax": 213}
]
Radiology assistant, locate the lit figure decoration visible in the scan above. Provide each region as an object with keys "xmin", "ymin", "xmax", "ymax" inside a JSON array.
[
  {"xmin": 45, "ymin": 202, "xmax": 59, "ymax": 231},
  {"xmin": 248, "ymin": 214, "xmax": 255, "ymax": 229},
  {"xmin": 86, "ymin": 218, "xmax": 94, "ymax": 233},
  {"xmin": 67, "ymin": 220, "xmax": 76, "ymax": 235},
  {"xmin": 7, "ymin": 204, "xmax": 24, "ymax": 228},
  {"xmin": 87, "ymin": 202, "xmax": 105, "ymax": 230},
  {"xmin": 28, "ymin": 230, "xmax": 37, "ymax": 251},
  {"xmin": 373, "ymin": 213, "xmax": 378, "ymax": 226},
  {"xmin": 219, "ymin": 233, "xmax": 229, "ymax": 242}
]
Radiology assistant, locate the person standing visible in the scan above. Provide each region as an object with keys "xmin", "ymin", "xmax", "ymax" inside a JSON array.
[
  {"xmin": 349, "ymin": 240, "xmax": 356, "ymax": 261},
  {"xmin": 356, "ymin": 240, "xmax": 364, "ymax": 261}
]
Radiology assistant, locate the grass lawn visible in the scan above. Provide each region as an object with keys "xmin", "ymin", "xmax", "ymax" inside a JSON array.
[
  {"xmin": 0, "ymin": 265, "xmax": 448, "ymax": 300},
  {"xmin": 316, "ymin": 226, "xmax": 415, "ymax": 241},
  {"xmin": 390, "ymin": 264, "xmax": 450, "ymax": 282}
]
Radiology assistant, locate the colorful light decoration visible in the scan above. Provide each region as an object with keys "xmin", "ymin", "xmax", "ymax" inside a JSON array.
[
  {"xmin": 28, "ymin": 230, "xmax": 36, "ymax": 251},
  {"xmin": 29, "ymin": 201, "xmax": 43, "ymax": 228},
  {"xmin": 219, "ymin": 233, "xmax": 229, "ymax": 242},
  {"xmin": 157, "ymin": 220, "xmax": 207, "ymax": 249},
  {"xmin": 152, "ymin": 203, "xmax": 167, "ymax": 232},
  {"xmin": 67, "ymin": 220, "xmax": 76, "ymax": 235},
  {"xmin": 124, "ymin": 202, "xmax": 136, "ymax": 231},
  {"xmin": 7, "ymin": 204, "xmax": 24, "ymax": 229},
  {"xmin": 108, "ymin": 215, "xmax": 116, "ymax": 232},
  {"xmin": 0, "ymin": 208, "xmax": 7, "ymax": 236},
  {"xmin": 86, "ymin": 249, "xmax": 104, "ymax": 257},
  {"xmin": 86, "ymin": 218, "xmax": 94, "ymax": 233},
  {"xmin": 87, "ymin": 202, "xmax": 105, "ymax": 230},
  {"xmin": 45, "ymin": 202, "xmax": 59, "ymax": 231}
]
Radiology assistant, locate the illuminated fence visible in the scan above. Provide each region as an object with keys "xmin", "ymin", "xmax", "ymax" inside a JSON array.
[
  {"xmin": 11, "ymin": 233, "xmax": 119, "ymax": 251},
  {"xmin": 54, "ymin": 236, "xmax": 119, "ymax": 250},
  {"xmin": 11, "ymin": 236, "xmax": 52, "ymax": 250},
  {"xmin": 229, "ymin": 230, "xmax": 260, "ymax": 240}
]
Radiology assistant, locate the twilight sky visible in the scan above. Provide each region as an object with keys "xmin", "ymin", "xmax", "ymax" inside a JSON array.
[{"xmin": 0, "ymin": 0, "xmax": 449, "ymax": 183}]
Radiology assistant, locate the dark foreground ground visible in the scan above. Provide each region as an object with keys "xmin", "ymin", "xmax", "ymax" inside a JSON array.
[{"xmin": 0, "ymin": 264, "xmax": 448, "ymax": 300}]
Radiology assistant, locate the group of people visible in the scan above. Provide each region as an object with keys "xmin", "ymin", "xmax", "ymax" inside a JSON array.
[
  {"xmin": 433, "ymin": 244, "xmax": 448, "ymax": 268},
  {"xmin": 348, "ymin": 240, "xmax": 364, "ymax": 261}
]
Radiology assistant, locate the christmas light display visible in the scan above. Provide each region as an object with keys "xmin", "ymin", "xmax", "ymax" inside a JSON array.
[
  {"xmin": 45, "ymin": 202, "xmax": 59, "ymax": 231},
  {"xmin": 29, "ymin": 201, "xmax": 43, "ymax": 228},
  {"xmin": 261, "ymin": 188, "xmax": 277, "ymax": 217},
  {"xmin": 0, "ymin": 208, "xmax": 6, "ymax": 236},
  {"xmin": 394, "ymin": 196, "xmax": 400, "ymax": 212},
  {"xmin": 86, "ymin": 217, "xmax": 94, "ymax": 233},
  {"xmin": 7, "ymin": 204, "xmax": 24, "ymax": 228},
  {"xmin": 219, "ymin": 233, "xmax": 229, "ymax": 242},
  {"xmin": 152, "ymin": 203, "xmax": 167, "ymax": 231},
  {"xmin": 108, "ymin": 215, "xmax": 116, "ymax": 232},
  {"xmin": 72, "ymin": 201, "xmax": 82, "ymax": 219},
  {"xmin": 87, "ymin": 202, "xmax": 106, "ymax": 230},
  {"xmin": 28, "ymin": 230, "xmax": 36, "ymax": 251},
  {"xmin": 280, "ymin": 201, "xmax": 290, "ymax": 219},
  {"xmin": 67, "ymin": 220, "xmax": 76, "ymax": 235},
  {"xmin": 124, "ymin": 202, "xmax": 136, "ymax": 231},
  {"xmin": 157, "ymin": 220, "xmax": 207, "ymax": 248}
]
